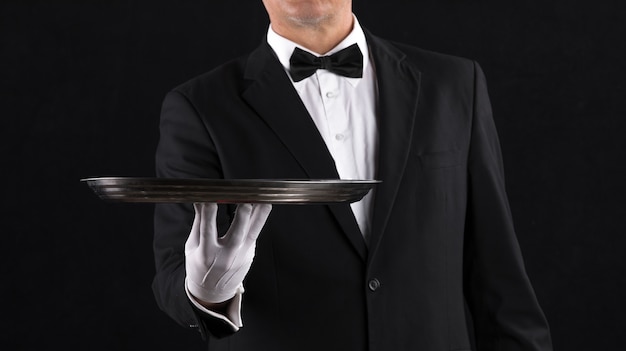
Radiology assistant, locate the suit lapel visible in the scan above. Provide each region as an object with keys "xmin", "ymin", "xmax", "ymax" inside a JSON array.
[
  {"xmin": 366, "ymin": 33, "xmax": 422, "ymax": 259},
  {"xmin": 242, "ymin": 43, "xmax": 368, "ymax": 260}
]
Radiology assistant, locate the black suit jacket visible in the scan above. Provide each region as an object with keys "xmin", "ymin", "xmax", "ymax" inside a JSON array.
[{"xmin": 152, "ymin": 32, "xmax": 553, "ymax": 351}]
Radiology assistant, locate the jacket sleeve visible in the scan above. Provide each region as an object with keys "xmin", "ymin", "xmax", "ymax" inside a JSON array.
[
  {"xmin": 464, "ymin": 62, "xmax": 553, "ymax": 350},
  {"xmin": 152, "ymin": 90, "xmax": 238, "ymax": 339}
]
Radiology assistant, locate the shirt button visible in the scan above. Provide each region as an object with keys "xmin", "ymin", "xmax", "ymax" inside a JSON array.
[
  {"xmin": 326, "ymin": 91, "xmax": 335, "ymax": 98},
  {"xmin": 335, "ymin": 133, "xmax": 345, "ymax": 141},
  {"xmin": 368, "ymin": 278, "xmax": 381, "ymax": 291}
]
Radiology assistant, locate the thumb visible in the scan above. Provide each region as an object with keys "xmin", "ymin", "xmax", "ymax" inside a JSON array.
[{"xmin": 245, "ymin": 203, "xmax": 272, "ymax": 243}]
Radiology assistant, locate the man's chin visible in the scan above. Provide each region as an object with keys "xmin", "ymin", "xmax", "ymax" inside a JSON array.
[{"xmin": 287, "ymin": 13, "xmax": 334, "ymax": 28}]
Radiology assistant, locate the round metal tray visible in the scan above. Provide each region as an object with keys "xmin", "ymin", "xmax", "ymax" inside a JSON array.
[{"xmin": 82, "ymin": 177, "xmax": 380, "ymax": 204}]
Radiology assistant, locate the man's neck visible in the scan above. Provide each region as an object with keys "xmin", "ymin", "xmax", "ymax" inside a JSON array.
[{"xmin": 271, "ymin": 13, "xmax": 354, "ymax": 54}]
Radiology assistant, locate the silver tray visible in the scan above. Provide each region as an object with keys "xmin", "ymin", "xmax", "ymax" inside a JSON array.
[{"xmin": 82, "ymin": 177, "xmax": 380, "ymax": 204}]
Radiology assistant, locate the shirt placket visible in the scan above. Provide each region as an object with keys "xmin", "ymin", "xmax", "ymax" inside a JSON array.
[{"xmin": 317, "ymin": 71, "xmax": 356, "ymax": 180}]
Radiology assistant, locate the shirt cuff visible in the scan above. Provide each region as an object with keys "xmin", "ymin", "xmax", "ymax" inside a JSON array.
[{"xmin": 185, "ymin": 279, "xmax": 244, "ymax": 331}]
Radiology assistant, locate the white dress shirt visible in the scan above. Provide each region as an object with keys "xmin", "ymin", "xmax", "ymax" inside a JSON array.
[{"xmin": 267, "ymin": 16, "xmax": 379, "ymax": 241}]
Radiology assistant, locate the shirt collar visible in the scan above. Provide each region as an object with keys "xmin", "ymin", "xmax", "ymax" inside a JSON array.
[{"xmin": 266, "ymin": 15, "xmax": 370, "ymax": 86}]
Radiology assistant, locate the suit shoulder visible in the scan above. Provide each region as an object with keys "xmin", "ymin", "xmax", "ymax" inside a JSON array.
[
  {"xmin": 393, "ymin": 41, "xmax": 474, "ymax": 70},
  {"xmin": 169, "ymin": 54, "xmax": 250, "ymax": 100},
  {"xmin": 380, "ymin": 39, "xmax": 478, "ymax": 84}
]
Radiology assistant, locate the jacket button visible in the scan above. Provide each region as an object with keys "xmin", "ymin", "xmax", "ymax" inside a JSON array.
[{"xmin": 368, "ymin": 278, "xmax": 381, "ymax": 291}]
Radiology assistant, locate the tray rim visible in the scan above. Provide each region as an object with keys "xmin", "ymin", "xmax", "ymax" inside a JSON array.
[
  {"xmin": 82, "ymin": 177, "xmax": 381, "ymax": 204},
  {"xmin": 81, "ymin": 177, "xmax": 381, "ymax": 185}
]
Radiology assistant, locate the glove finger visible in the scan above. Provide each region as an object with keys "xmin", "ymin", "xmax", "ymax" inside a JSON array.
[
  {"xmin": 224, "ymin": 203, "xmax": 253, "ymax": 246},
  {"xmin": 198, "ymin": 202, "xmax": 219, "ymax": 253},
  {"xmin": 185, "ymin": 203, "xmax": 202, "ymax": 252},
  {"xmin": 245, "ymin": 203, "xmax": 272, "ymax": 243}
]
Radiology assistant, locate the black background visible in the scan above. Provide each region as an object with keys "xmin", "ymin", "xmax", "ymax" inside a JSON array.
[{"xmin": 2, "ymin": 0, "xmax": 625, "ymax": 350}]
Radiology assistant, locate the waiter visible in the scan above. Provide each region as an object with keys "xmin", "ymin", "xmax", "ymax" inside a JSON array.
[{"xmin": 152, "ymin": 1, "xmax": 553, "ymax": 350}]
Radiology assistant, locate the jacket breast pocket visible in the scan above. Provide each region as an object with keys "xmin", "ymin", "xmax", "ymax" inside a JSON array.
[{"xmin": 417, "ymin": 149, "xmax": 463, "ymax": 169}]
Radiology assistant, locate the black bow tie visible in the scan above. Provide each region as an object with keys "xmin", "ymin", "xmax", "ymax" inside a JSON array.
[{"xmin": 289, "ymin": 43, "xmax": 363, "ymax": 82}]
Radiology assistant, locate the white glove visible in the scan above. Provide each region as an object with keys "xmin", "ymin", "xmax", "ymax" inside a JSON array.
[{"xmin": 185, "ymin": 202, "xmax": 272, "ymax": 304}]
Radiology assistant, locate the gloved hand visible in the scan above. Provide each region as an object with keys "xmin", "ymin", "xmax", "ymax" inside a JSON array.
[{"xmin": 185, "ymin": 202, "xmax": 272, "ymax": 304}]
